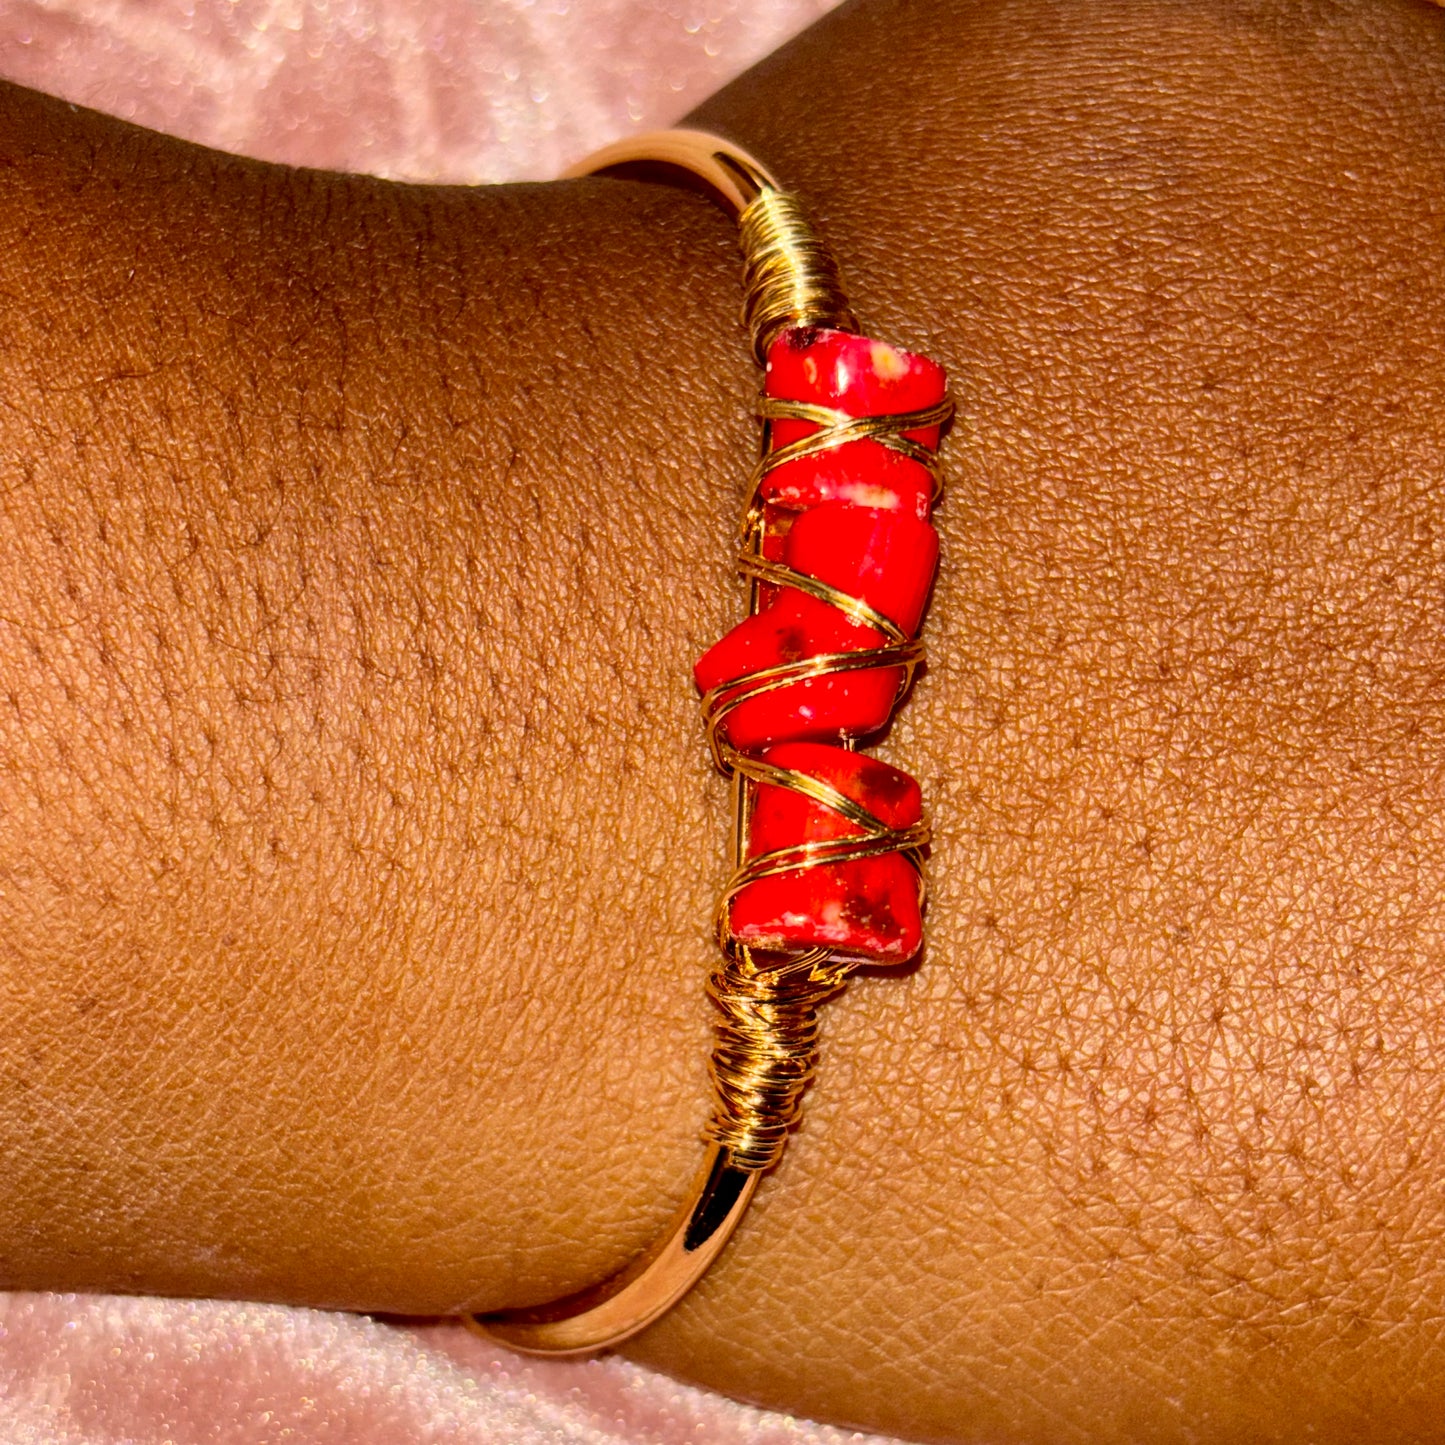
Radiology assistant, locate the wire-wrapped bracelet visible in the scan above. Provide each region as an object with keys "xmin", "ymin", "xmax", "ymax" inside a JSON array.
[{"xmin": 467, "ymin": 129, "xmax": 952, "ymax": 1356}]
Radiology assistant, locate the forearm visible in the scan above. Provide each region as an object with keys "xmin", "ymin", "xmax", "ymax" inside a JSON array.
[{"xmin": 3, "ymin": 1, "xmax": 1445, "ymax": 1442}]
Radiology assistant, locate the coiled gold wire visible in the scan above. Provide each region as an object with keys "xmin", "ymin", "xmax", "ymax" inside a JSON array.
[
  {"xmin": 705, "ymin": 949, "xmax": 839, "ymax": 1170},
  {"xmin": 738, "ymin": 188, "xmax": 856, "ymax": 364},
  {"xmin": 703, "ymin": 181, "xmax": 950, "ymax": 1171},
  {"xmin": 699, "ymin": 558, "xmax": 924, "ymax": 771}
]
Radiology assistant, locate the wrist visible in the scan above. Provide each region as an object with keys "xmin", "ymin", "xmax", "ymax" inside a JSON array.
[{"xmin": 0, "ymin": 84, "xmax": 755, "ymax": 1315}]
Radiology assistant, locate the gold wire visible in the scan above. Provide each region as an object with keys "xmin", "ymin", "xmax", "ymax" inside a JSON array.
[
  {"xmin": 740, "ymin": 395, "xmax": 955, "ymax": 545},
  {"xmin": 699, "ymin": 553, "xmax": 922, "ymax": 770},
  {"xmin": 700, "ymin": 641, "xmax": 926, "ymax": 772},
  {"xmin": 702, "ymin": 189, "xmax": 951, "ymax": 1169},
  {"xmin": 712, "ymin": 751, "xmax": 930, "ymax": 958},
  {"xmin": 738, "ymin": 188, "xmax": 857, "ymax": 363},
  {"xmin": 705, "ymin": 949, "xmax": 840, "ymax": 1170},
  {"xmin": 738, "ymin": 555, "xmax": 908, "ymax": 636}
]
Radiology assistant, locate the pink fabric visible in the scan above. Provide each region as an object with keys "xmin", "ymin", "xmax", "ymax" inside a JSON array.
[
  {"xmin": 0, "ymin": 1294, "xmax": 895, "ymax": 1443},
  {"xmin": 0, "ymin": 2, "xmax": 913, "ymax": 1443},
  {"xmin": 0, "ymin": 0, "xmax": 836, "ymax": 182}
]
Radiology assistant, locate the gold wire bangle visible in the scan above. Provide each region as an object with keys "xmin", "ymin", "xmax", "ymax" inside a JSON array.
[{"xmin": 466, "ymin": 128, "xmax": 947, "ymax": 1356}]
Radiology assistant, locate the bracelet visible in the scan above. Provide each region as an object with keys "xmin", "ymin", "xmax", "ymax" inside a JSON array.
[{"xmin": 466, "ymin": 129, "xmax": 951, "ymax": 1356}]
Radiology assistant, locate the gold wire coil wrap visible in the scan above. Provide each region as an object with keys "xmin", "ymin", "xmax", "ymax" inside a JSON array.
[
  {"xmin": 738, "ymin": 188, "xmax": 858, "ymax": 364},
  {"xmin": 704, "ymin": 950, "xmax": 842, "ymax": 1170},
  {"xmin": 703, "ymin": 748, "xmax": 929, "ymax": 1171},
  {"xmin": 472, "ymin": 128, "xmax": 947, "ymax": 1357},
  {"xmin": 698, "ymin": 243, "xmax": 949, "ymax": 1170},
  {"xmin": 560, "ymin": 126, "xmax": 856, "ymax": 363},
  {"xmin": 700, "ymin": 641, "xmax": 925, "ymax": 768}
]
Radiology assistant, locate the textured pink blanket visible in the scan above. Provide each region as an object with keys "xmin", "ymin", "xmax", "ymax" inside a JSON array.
[{"xmin": 0, "ymin": 2, "xmax": 909, "ymax": 1441}]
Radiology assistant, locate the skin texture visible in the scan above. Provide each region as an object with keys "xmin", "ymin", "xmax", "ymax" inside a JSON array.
[{"xmin": 2, "ymin": 0, "xmax": 1445, "ymax": 1440}]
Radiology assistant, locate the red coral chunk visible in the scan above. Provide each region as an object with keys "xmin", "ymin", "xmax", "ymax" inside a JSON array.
[
  {"xmin": 762, "ymin": 327, "xmax": 947, "ymax": 520},
  {"xmin": 729, "ymin": 741, "xmax": 923, "ymax": 964},
  {"xmin": 694, "ymin": 505, "xmax": 938, "ymax": 750}
]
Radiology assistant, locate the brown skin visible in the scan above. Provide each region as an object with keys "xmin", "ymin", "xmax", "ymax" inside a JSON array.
[{"xmin": 1, "ymin": 0, "xmax": 1444, "ymax": 1438}]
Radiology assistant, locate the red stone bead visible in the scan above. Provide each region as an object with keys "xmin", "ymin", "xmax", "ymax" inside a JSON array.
[
  {"xmin": 729, "ymin": 741, "xmax": 923, "ymax": 964},
  {"xmin": 696, "ymin": 592, "xmax": 893, "ymax": 749},
  {"xmin": 788, "ymin": 502, "xmax": 938, "ymax": 635},
  {"xmin": 694, "ymin": 504, "xmax": 938, "ymax": 750},
  {"xmin": 762, "ymin": 328, "xmax": 947, "ymax": 520}
]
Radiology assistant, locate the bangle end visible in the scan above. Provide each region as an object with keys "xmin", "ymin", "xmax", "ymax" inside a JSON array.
[{"xmin": 466, "ymin": 1146, "xmax": 759, "ymax": 1356}]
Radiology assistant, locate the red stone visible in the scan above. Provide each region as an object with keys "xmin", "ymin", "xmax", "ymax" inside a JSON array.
[
  {"xmin": 788, "ymin": 502, "xmax": 938, "ymax": 634},
  {"xmin": 762, "ymin": 328, "xmax": 947, "ymax": 520},
  {"xmin": 694, "ymin": 504, "xmax": 938, "ymax": 751},
  {"xmin": 728, "ymin": 741, "xmax": 923, "ymax": 963}
]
